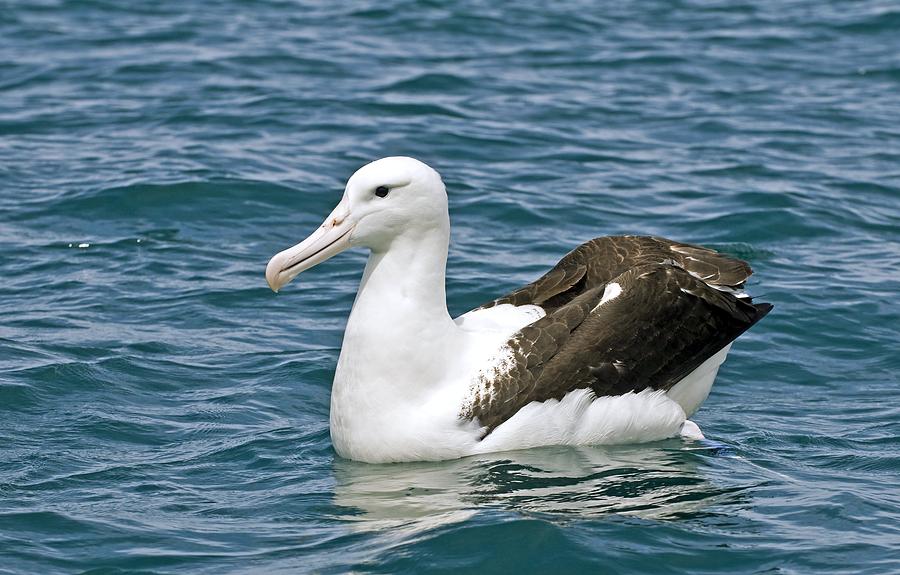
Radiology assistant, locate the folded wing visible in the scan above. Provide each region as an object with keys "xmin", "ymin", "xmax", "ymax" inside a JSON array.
[
  {"xmin": 462, "ymin": 237, "xmax": 771, "ymax": 435},
  {"xmin": 479, "ymin": 235, "xmax": 754, "ymax": 313}
]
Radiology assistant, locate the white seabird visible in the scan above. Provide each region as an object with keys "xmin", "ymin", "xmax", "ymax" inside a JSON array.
[{"xmin": 266, "ymin": 157, "xmax": 771, "ymax": 463}]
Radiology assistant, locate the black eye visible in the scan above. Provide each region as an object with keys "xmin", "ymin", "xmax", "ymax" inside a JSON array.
[{"xmin": 375, "ymin": 185, "xmax": 389, "ymax": 198}]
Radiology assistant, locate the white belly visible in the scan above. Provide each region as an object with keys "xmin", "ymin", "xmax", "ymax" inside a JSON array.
[
  {"xmin": 666, "ymin": 344, "xmax": 731, "ymax": 417},
  {"xmin": 330, "ymin": 302, "xmax": 731, "ymax": 463},
  {"xmin": 469, "ymin": 344, "xmax": 732, "ymax": 456}
]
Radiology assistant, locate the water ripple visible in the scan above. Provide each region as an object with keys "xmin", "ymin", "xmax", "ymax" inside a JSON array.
[{"xmin": 1, "ymin": 0, "xmax": 899, "ymax": 573}]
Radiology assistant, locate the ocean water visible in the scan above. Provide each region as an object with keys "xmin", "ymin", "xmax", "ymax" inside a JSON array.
[{"xmin": 2, "ymin": 0, "xmax": 899, "ymax": 573}]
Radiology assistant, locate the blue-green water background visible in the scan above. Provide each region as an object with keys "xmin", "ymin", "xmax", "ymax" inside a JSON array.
[{"xmin": 2, "ymin": 1, "xmax": 899, "ymax": 573}]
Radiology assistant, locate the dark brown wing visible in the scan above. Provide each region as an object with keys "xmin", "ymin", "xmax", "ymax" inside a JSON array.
[
  {"xmin": 461, "ymin": 264, "xmax": 772, "ymax": 435},
  {"xmin": 479, "ymin": 236, "xmax": 753, "ymax": 313}
]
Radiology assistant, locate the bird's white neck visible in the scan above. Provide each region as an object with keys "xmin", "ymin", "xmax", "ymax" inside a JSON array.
[
  {"xmin": 355, "ymin": 230, "xmax": 453, "ymax": 329},
  {"xmin": 329, "ymin": 222, "xmax": 474, "ymax": 460}
]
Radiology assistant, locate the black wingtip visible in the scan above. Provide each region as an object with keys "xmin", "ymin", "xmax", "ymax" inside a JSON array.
[{"xmin": 753, "ymin": 302, "xmax": 774, "ymax": 323}]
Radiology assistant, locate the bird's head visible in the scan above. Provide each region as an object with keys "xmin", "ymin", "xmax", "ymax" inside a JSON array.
[{"xmin": 265, "ymin": 156, "xmax": 448, "ymax": 292}]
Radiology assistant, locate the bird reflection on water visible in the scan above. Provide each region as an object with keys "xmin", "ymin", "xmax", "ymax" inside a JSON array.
[{"xmin": 331, "ymin": 441, "xmax": 753, "ymax": 534}]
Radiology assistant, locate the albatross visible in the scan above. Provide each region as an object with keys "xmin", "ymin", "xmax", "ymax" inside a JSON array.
[{"xmin": 266, "ymin": 157, "xmax": 772, "ymax": 464}]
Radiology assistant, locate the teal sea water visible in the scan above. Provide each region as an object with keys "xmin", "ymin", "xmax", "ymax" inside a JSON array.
[{"xmin": 2, "ymin": 1, "xmax": 899, "ymax": 573}]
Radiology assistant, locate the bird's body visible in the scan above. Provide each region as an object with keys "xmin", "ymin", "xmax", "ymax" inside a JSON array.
[{"xmin": 266, "ymin": 157, "xmax": 771, "ymax": 463}]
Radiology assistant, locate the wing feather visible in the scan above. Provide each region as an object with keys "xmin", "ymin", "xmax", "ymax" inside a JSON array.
[
  {"xmin": 462, "ymin": 263, "xmax": 771, "ymax": 435},
  {"xmin": 479, "ymin": 236, "xmax": 753, "ymax": 313}
]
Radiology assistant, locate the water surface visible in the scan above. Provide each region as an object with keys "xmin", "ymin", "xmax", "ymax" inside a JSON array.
[{"xmin": 2, "ymin": 1, "xmax": 899, "ymax": 573}]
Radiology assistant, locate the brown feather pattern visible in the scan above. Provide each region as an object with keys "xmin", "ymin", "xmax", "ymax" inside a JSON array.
[
  {"xmin": 461, "ymin": 236, "xmax": 772, "ymax": 436},
  {"xmin": 479, "ymin": 235, "xmax": 753, "ymax": 313}
]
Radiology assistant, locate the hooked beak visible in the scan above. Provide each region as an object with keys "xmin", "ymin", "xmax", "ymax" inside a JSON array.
[{"xmin": 265, "ymin": 199, "xmax": 354, "ymax": 292}]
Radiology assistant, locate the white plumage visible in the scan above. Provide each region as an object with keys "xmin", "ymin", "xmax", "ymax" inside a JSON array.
[{"xmin": 266, "ymin": 157, "xmax": 741, "ymax": 463}]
